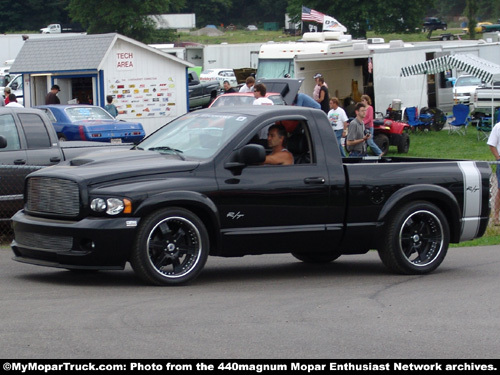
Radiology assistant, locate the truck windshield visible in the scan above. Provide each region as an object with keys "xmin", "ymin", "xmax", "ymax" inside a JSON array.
[
  {"xmin": 455, "ymin": 76, "xmax": 482, "ymax": 87},
  {"xmin": 138, "ymin": 112, "xmax": 251, "ymax": 160},
  {"xmin": 257, "ymin": 59, "xmax": 294, "ymax": 79}
]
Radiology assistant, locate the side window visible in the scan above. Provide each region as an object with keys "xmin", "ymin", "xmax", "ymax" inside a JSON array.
[
  {"xmin": 0, "ymin": 114, "xmax": 21, "ymax": 151},
  {"xmin": 18, "ymin": 114, "xmax": 52, "ymax": 149},
  {"xmin": 39, "ymin": 108, "xmax": 57, "ymax": 123},
  {"xmin": 247, "ymin": 119, "xmax": 314, "ymax": 165}
]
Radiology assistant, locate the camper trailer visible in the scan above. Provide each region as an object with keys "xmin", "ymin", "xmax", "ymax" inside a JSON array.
[{"xmin": 257, "ymin": 32, "xmax": 500, "ymax": 114}]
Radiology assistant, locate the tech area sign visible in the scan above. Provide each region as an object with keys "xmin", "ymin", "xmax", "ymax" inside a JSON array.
[{"xmin": 116, "ymin": 52, "xmax": 135, "ymax": 70}]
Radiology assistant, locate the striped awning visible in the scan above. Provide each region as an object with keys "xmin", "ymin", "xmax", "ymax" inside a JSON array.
[{"xmin": 401, "ymin": 53, "xmax": 500, "ymax": 83}]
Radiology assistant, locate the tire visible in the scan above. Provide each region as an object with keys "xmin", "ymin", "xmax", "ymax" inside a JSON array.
[
  {"xmin": 378, "ymin": 201, "xmax": 449, "ymax": 275},
  {"xmin": 397, "ymin": 133, "xmax": 410, "ymax": 153},
  {"xmin": 374, "ymin": 133, "xmax": 389, "ymax": 155},
  {"xmin": 130, "ymin": 207, "xmax": 209, "ymax": 285},
  {"xmin": 292, "ymin": 252, "xmax": 341, "ymax": 263},
  {"xmin": 443, "ymin": 26, "xmax": 447, "ymax": 31}
]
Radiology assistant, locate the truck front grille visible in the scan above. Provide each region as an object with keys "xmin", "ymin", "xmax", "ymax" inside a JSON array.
[
  {"xmin": 15, "ymin": 231, "xmax": 73, "ymax": 252},
  {"xmin": 26, "ymin": 177, "xmax": 80, "ymax": 217}
]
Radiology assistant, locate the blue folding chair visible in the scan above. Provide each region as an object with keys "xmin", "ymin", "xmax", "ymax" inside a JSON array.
[
  {"xmin": 405, "ymin": 107, "xmax": 425, "ymax": 131},
  {"xmin": 447, "ymin": 104, "xmax": 470, "ymax": 135}
]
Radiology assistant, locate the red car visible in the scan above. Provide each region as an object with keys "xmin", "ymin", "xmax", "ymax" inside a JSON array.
[
  {"xmin": 209, "ymin": 78, "xmax": 304, "ymax": 108},
  {"xmin": 209, "ymin": 92, "xmax": 285, "ymax": 107}
]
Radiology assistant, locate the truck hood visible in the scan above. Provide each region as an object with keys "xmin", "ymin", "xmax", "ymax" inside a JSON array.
[{"xmin": 40, "ymin": 149, "xmax": 200, "ymax": 185}]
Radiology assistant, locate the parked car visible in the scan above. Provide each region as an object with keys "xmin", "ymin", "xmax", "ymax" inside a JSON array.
[
  {"xmin": 246, "ymin": 25, "xmax": 258, "ymax": 31},
  {"xmin": 209, "ymin": 78, "xmax": 303, "ymax": 108},
  {"xmin": 35, "ymin": 105, "xmax": 145, "ymax": 144},
  {"xmin": 200, "ymin": 68, "xmax": 238, "ymax": 88},
  {"xmin": 423, "ymin": 17, "xmax": 447, "ymax": 32},
  {"xmin": 188, "ymin": 70, "xmax": 220, "ymax": 109},
  {"xmin": 462, "ymin": 22, "xmax": 492, "ymax": 33},
  {"xmin": 453, "ymin": 75, "xmax": 483, "ymax": 105},
  {"xmin": 209, "ymin": 92, "xmax": 285, "ymax": 107}
]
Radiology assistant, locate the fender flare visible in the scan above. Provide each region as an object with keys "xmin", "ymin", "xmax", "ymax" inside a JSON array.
[
  {"xmin": 377, "ymin": 184, "xmax": 462, "ymax": 242},
  {"xmin": 135, "ymin": 190, "xmax": 221, "ymax": 251}
]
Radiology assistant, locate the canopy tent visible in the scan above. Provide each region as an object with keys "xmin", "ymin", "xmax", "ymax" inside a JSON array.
[
  {"xmin": 400, "ymin": 53, "xmax": 500, "ymax": 83},
  {"xmin": 401, "ymin": 54, "xmax": 500, "ymax": 119}
]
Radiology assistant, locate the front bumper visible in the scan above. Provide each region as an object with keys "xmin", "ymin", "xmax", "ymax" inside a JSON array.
[{"xmin": 11, "ymin": 211, "xmax": 140, "ymax": 270}]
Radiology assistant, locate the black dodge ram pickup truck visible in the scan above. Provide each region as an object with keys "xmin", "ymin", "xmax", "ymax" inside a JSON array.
[{"xmin": 11, "ymin": 106, "xmax": 491, "ymax": 285}]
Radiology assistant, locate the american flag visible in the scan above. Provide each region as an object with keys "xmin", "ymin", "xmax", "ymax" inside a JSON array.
[{"xmin": 301, "ymin": 6, "xmax": 325, "ymax": 23}]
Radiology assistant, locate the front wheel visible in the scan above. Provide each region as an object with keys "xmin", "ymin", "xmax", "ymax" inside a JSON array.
[
  {"xmin": 378, "ymin": 201, "xmax": 449, "ymax": 274},
  {"xmin": 130, "ymin": 207, "xmax": 209, "ymax": 285},
  {"xmin": 397, "ymin": 133, "xmax": 410, "ymax": 153}
]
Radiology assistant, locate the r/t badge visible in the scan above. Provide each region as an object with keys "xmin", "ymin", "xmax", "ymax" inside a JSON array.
[{"xmin": 227, "ymin": 211, "xmax": 245, "ymax": 220}]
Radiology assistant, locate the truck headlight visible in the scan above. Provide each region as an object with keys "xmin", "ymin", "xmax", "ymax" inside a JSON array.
[{"xmin": 90, "ymin": 198, "xmax": 132, "ymax": 215}]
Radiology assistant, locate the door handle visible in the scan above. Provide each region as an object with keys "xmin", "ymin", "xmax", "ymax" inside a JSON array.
[
  {"xmin": 50, "ymin": 157, "xmax": 61, "ymax": 163},
  {"xmin": 14, "ymin": 159, "xmax": 26, "ymax": 165},
  {"xmin": 304, "ymin": 177, "xmax": 325, "ymax": 184}
]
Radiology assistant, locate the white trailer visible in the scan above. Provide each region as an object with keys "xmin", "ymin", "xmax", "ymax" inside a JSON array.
[
  {"xmin": 149, "ymin": 14, "xmax": 196, "ymax": 32},
  {"xmin": 185, "ymin": 43, "xmax": 262, "ymax": 70},
  {"xmin": 257, "ymin": 32, "xmax": 500, "ymax": 114}
]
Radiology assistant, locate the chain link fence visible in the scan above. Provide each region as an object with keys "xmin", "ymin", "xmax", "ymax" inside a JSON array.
[{"xmin": 1, "ymin": 163, "xmax": 500, "ymax": 245}]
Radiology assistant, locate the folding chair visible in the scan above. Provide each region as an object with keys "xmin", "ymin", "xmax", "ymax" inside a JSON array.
[
  {"xmin": 447, "ymin": 104, "xmax": 470, "ymax": 135},
  {"xmin": 405, "ymin": 107, "xmax": 425, "ymax": 131},
  {"xmin": 477, "ymin": 117, "xmax": 492, "ymax": 141},
  {"xmin": 477, "ymin": 108, "xmax": 499, "ymax": 141}
]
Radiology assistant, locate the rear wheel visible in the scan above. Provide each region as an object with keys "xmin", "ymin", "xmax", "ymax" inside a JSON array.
[
  {"xmin": 397, "ymin": 133, "xmax": 410, "ymax": 153},
  {"xmin": 374, "ymin": 133, "xmax": 389, "ymax": 155},
  {"xmin": 130, "ymin": 207, "xmax": 209, "ymax": 285},
  {"xmin": 378, "ymin": 201, "xmax": 449, "ymax": 274}
]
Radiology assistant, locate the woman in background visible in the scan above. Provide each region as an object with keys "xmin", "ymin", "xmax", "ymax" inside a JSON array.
[{"xmin": 361, "ymin": 94, "xmax": 384, "ymax": 156}]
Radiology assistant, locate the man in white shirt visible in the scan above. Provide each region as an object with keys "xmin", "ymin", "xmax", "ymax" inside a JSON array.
[
  {"xmin": 487, "ymin": 121, "xmax": 500, "ymax": 225},
  {"xmin": 239, "ymin": 76, "xmax": 255, "ymax": 93},
  {"xmin": 328, "ymin": 97, "xmax": 349, "ymax": 157},
  {"xmin": 253, "ymin": 84, "xmax": 274, "ymax": 105},
  {"xmin": 5, "ymin": 94, "xmax": 23, "ymax": 107}
]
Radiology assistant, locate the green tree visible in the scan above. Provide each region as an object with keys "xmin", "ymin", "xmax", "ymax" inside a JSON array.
[
  {"xmin": 287, "ymin": 0, "xmax": 435, "ymax": 38},
  {"xmin": 466, "ymin": 0, "xmax": 478, "ymax": 39},
  {"xmin": 68, "ymin": 0, "xmax": 185, "ymax": 42},
  {"xmin": 0, "ymin": 0, "xmax": 71, "ymax": 32}
]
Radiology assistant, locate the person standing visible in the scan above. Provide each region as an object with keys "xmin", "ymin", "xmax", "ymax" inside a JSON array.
[
  {"xmin": 105, "ymin": 95, "xmax": 118, "ymax": 117},
  {"xmin": 223, "ymin": 80, "xmax": 236, "ymax": 93},
  {"xmin": 4, "ymin": 87, "xmax": 11, "ymax": 105},
  {"xmin": 5, "ymin": 94, "xmax": 23, "ymax": 107},
  {"xmin": 239, "ymin": 76, "xmax": 255, "ymax": 93},
  {"xmin": 315, "ymin": 77, "xmax": 329, "ymax": 114},
  {"xmin": 312, "ymin": 73, "xmax": 328, "ymax": 101},
  {"xmin": 346, "ymin": 102, "xmax": 370, "ymax": 157},
  {"xmin": 328, "ymin": 97, "xmax": 348, "ymax": 157},
  {"xmin": 45, "ymin": 85, "xmax": 61, "ymax": 104},
  {"xmin": 487, "ymin": 121, "xmax": 500, "ymax": 225},
  {"xmin": 361, "ymin": 94, "xmax": 384, "ymax": 156},
  {"xmin": 253, "ymin": 84, "xmax": 274, "ymax": 105}
]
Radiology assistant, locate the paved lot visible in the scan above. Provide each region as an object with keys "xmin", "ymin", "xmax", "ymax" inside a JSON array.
[{"xmin": 1, "ymin": 245, "xmax": 499, "ymax": 359}]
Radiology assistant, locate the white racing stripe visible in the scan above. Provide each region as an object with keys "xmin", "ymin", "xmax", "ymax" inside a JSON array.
[{"xmin": 458, "ymin": 161, "xmax": 482, "ymax": 241}]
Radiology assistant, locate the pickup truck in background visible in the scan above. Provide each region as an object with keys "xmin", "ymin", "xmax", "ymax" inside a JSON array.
[
  {"xmin": 188, "ymin": 70, "xmax": 220, "ymax": 110},
  {"xmin": 0, "ymin": 108, "xmax": 130, "ymax": 221},
  {"xmin": 422, "ymin": 17, "xmax": 447, "ymax": 32},
  {"xmin": 11, "ymin": 106, "xmax": 490, "ymax": 285},
  {"xmin": 39, "ymin": 23, "xmax": 85, "ymax": 34},
  {"xmin": 472, "ymin": 81, "xmax": 500, "ymax": 116}
]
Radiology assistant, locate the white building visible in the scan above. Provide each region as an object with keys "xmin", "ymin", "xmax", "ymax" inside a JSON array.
[{"xmin": 10, "ymin": 33, "xmax": 193, "ymax": 135}]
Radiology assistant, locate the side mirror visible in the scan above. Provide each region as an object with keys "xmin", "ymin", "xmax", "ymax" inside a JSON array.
[
  {"xmin": 0, "ymin": 135, "xmax": 7, "ymax": 149},
  {"xmin": 10, "ymin": 82, "xmax": 18, "ymax": 90},
  {"xmin": 238, "ymin": 144, "xmax": 266, "ymax": 164},
  {"xmin": 189, "ymin": 80, "xmax": 200, "ymax": 86},
  {"xmin": 224, "ymin": 144, "xmax": 266, "ymax": 174}
]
